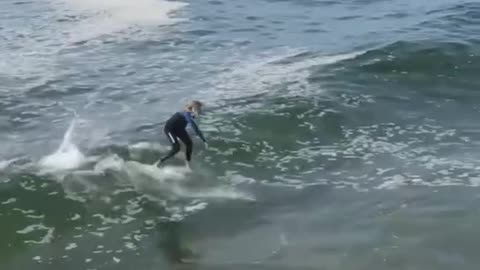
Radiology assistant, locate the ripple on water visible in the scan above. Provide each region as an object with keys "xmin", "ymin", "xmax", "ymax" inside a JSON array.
[
  {"xmin": 17, "ymin": 223, "xmax": 55, "ymax": 244},
  {"xmin": 304, "ymin": 29, "xmax": 327, "ymax": 33},
  {"xmin": 208, "ymin": 0, "xmax": 223, "ymax": 5},
  {"xmin": 65, "ymin": 242, "xmax": 78, "ymax": 250},
  {"xmin": 1, "ymin": 197, "xmax": 17, "ymax": 205},
  {"xmin": 184, "ymin": 29, "xmax": 217, "ymax": 37}
]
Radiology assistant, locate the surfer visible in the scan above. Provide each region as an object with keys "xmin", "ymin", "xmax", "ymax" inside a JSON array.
[{"xmin": 157, "ymin": 100, "xmax": 207, "ymax": 170}]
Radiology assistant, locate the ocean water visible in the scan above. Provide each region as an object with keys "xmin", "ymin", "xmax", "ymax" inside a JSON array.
[{"xmin": 1, "ymin": 0, "xmax": 480, "ymax": 269}]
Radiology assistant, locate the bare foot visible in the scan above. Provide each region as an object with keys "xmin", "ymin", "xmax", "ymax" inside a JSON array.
[{"xmin": 185, "ymin": 161, "xmax": 192, "ymax": 172}]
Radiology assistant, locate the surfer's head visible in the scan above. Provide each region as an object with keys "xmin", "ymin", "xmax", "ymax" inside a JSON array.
[{"xmin": 185, "ymin": 100, "xmax": 203, "ymax": 116}]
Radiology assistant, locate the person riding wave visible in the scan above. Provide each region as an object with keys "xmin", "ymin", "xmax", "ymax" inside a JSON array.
[{"xmin": 157, "ymin": 101, "xmax": 207, "ymax": 170}]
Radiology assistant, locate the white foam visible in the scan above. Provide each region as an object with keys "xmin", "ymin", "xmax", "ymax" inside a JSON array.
[
  {"xmin": 92, "ymin": 213, "xmax": 120, "ymax": 225},
  {"xmin": 0, "ymin": 158, "xmax": 19, "ymax": 170},
  {"xmin": 124, "ymin": 242, "xmax": 137, "ymax": 250},
  {"xmin": 53, "ymin": 0, "xmax": 188, "ymax": 41},
  {"xmin": 122, "ymin": 160, "xmax": 255, "ymax": 201},
  {"xmin": 126, "ymin": 199, "xmax": 143, "ymax": 216},
  {"xmin": 94, "ymin": 154, "xmax": 125, "ymax": 173},
  {"xmin": 121, "ymin": 216, "xmax": 136, "ymax": 224},
  {"xmin": 174, "ymin": 186, "xmax": 255, "ymax": 201},
  {"xmin": 229, "ymin": 174, "xmax": 256, "ymax": 185},
  {"xmin": 17, "ymin": 224, "xmax": 48, "ymax": 235},
  {"xmin": 26, "ymin": 214, "xmax": 45, "ymax": 219},
  {"xmin": 90, "ymin": 232, "xmax": 105, "ymax": 238},
  {"xmin": 129, "ymin": 142, "xmax": 168, "ymax": 152},
  {"xmin": 63, "ymin": 0, "xmax": 187, "ymax": 24},
  {"xmin": 1, "ymin": 198, "xmax": 17, "ymax": 205},
  {"xmin": 65, "ymin": 243, "xmax": 78, "ymax": 250},
  {"xmin": 124, "ymin": 161, "xmax": 190, "ymax": 184},
  {"xmin": 39, "ymin": 119, "xmax": 87, "ymax": 173},
  {"xmin": 19, "ymin": 225, "xmax": 55, "ymax": 244},
  {"xmin": 13, "ymin": 208, "xmax": 35, "ymax": 215},
  {"xmin": 206, "ymin": 49, "xmax": 363, "ymax": 102},
  {"xmin": 97, "ymin": 226, "xmax": 113, "ymax": 231},
  {"xmin": 184, "ymin": 202, "xmax": 208, "ymax": 213},
  {"xmin": 469, "ymin": 177, "xmax": 480, "ymax": 187},
  {"xmin": 375, "ymin": 177, "xmax": 405, "ymax": 190}
]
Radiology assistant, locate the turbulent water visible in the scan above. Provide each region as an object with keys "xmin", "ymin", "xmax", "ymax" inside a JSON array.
[{"xmin": 1, "ymin": 0, "xmax": 480, "ymax": 269}]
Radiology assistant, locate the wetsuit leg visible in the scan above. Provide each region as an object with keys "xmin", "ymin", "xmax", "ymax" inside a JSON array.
[
  {"xmin": 160, "ymin": 129, "xmax": 180, "ymax": 163},
  {"xmin": 176, "ymin": 129, "xmax": 193, "ymax": 162}
]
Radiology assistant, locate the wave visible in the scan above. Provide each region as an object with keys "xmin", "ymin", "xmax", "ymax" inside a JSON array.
[
  {"xmin": 426, "ymin": 2, "xmax": 480, "ymax": 25},
  {"xmin": 328, "ymin": 40, "xmax": 479, "ymax": 78},
  {"xmin": 203, "ymin": 48, "xmax": 364, "ymax": 107},
  {"xmin": 24, "ymin": 118, "xmax": 254, "ymax": 206}
]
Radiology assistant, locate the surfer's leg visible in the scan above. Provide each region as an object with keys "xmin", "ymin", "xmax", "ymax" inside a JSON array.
[
  {"xmin": 160, "ymin": 130, "xmax": 180, "ymax": 164},
  {"xmin": 176, "ymin": 129, "xmax": 193, "ymax": 162}
]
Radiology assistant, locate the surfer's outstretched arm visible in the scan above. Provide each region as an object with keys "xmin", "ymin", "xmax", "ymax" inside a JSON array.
[{"xmin": 184, "ymin": 113, "xmax": 206, "ymax": 143}]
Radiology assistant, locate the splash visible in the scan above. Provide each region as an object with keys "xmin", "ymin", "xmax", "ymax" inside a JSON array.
[{"xmin": 39, "ymin": 119, "xmax": 87, "ymax": 173}]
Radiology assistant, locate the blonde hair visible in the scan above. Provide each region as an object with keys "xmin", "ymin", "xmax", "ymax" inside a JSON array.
[{"xmin": 185, "ymin": 100, "xmax": 203, "ymax": 112}]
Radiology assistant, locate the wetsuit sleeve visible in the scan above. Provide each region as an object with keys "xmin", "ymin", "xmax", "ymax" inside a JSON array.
[{"xmin": 186, "ymin": 114, "xmax": 207, "ymax": 142}]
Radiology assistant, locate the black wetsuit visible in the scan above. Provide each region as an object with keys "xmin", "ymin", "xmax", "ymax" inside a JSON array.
[{"xmin": 160, "ymin": 111, "xmax": 206, "ymax": 163}]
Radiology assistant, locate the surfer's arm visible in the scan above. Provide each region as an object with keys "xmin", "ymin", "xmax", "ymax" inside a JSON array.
[
  {"xmin": 191, "ymin": 120, "xmax": 207, "ymax": 142},
  {"xmin": 185, "ymin": 114, "xmax": 206, "ymax": 142}
]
